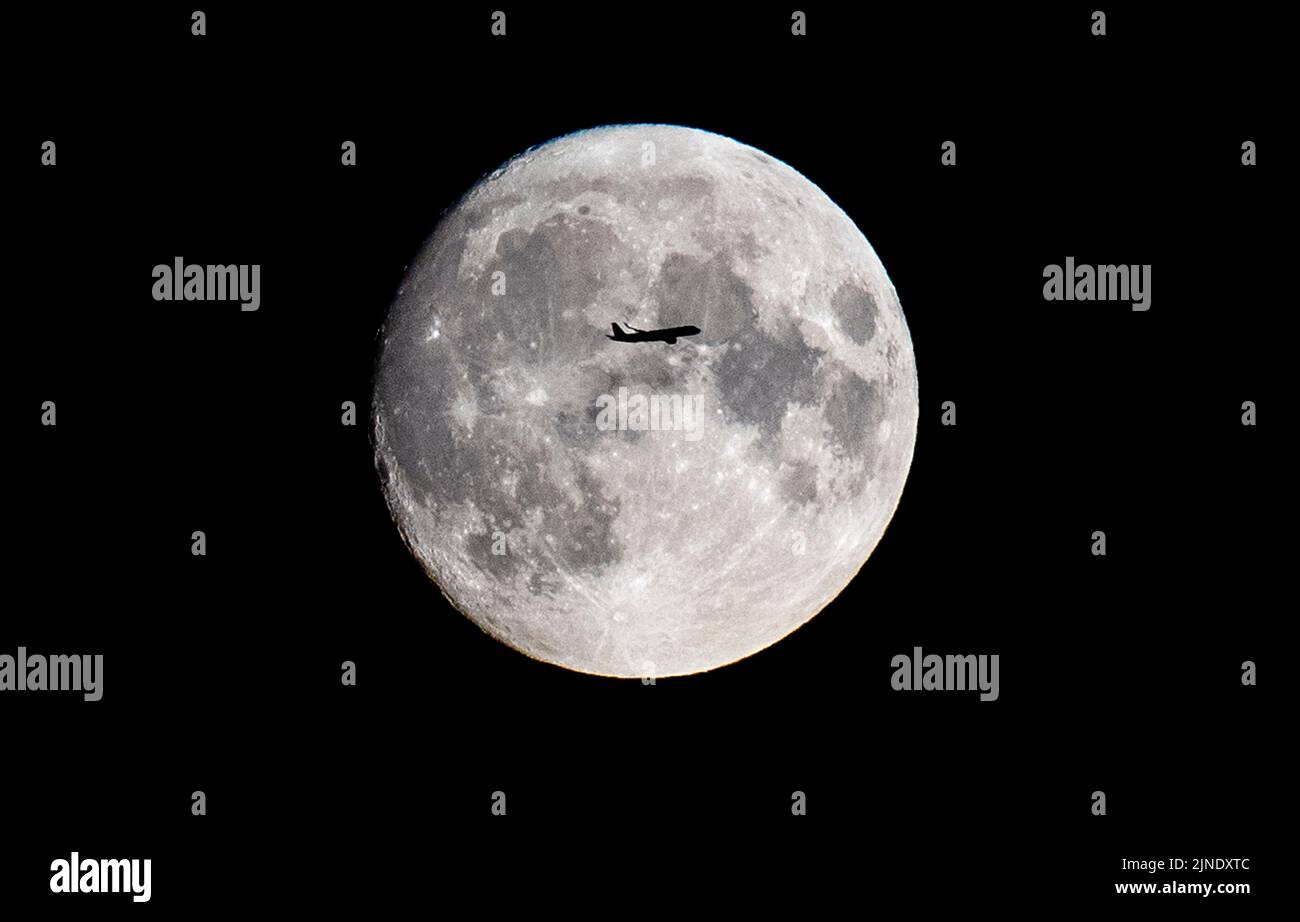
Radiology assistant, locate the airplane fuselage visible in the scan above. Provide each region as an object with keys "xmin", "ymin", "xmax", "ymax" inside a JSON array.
[{"xmin": 607, "ymin": 322, "xmax": 701, "ymax": 344}]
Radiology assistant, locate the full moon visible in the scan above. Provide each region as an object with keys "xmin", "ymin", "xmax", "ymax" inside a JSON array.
[{"xmin": 372, "ymin": 125, "xmax": 918, "ymax": 677}]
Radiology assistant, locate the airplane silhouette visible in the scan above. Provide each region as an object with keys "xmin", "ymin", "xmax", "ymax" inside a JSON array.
[{"xmin": 607, "ymin": 322, "xmax": 701, "ymax": 345}]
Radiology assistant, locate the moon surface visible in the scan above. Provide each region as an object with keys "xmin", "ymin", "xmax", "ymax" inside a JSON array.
[{"xmin": 372, "ymin": 124, "xmax": 918, "ymax": 677}]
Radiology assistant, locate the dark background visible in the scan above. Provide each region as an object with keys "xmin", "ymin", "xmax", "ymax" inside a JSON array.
[{"xmin": 5, "ymin": 3, "xmax": 1283, "ymax": 913}]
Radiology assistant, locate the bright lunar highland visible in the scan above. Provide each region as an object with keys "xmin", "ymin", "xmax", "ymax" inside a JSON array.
[{"xmin": 372, "ymin": 124, "xmax": 918, "ymax": 677}]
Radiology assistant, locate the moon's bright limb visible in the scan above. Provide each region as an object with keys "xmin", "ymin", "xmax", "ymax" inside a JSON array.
[{"xmin": 372, "ymin": 125, "xmax": 918, "ymax": 677}]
